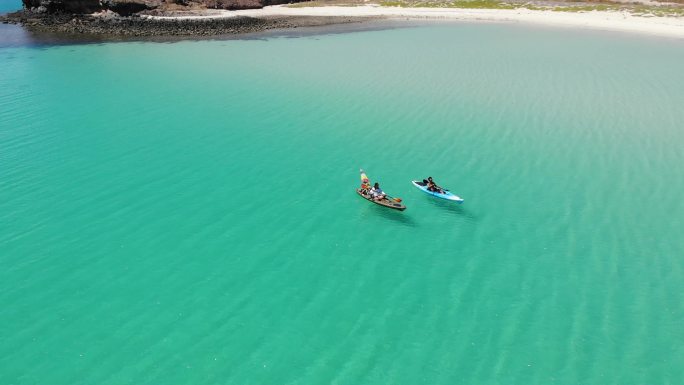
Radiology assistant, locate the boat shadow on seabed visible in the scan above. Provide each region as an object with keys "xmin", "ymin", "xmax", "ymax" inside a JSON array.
[
  {"xmin": 364, "ymin": 204, "xmax": 418, "ymax": 227},
  {"xmin": 423, "ymin": 197, "xmax": 477, "ymax": 222}
]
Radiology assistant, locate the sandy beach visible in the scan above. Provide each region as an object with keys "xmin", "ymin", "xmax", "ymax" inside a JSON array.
[{"xmin": 143, "ymin": 5, "xmax": 684, "ymax": 38}]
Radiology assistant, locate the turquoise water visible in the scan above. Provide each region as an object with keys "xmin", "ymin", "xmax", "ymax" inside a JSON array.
[
  {"xmin": 0, "ymin": 0, "xmax": 22, "ymax": 14},
  {"xmin": 2, "ymin": 24, "xmax": 684, "ymax": 384}
]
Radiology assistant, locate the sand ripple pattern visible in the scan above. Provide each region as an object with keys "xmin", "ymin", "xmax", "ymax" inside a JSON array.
[{"xmin": 2, "ymin": 24, "xmax": 684, "ymax": 385}]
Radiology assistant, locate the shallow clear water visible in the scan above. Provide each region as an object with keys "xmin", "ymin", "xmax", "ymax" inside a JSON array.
[
  {"xmin": 0, "ymin": 0, "xmax": 22, "ymax": 14},
  {"xmin": 1, "ymin": 23, "xmax": 684, "ymax": 384}
]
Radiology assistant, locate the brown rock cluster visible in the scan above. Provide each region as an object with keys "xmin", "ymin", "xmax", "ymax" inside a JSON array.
[{"xmin": 21, "ymin": 0, "xmax": 303, "ymax": 15}]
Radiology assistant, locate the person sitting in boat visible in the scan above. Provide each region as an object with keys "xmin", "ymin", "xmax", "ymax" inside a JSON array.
[
  {"xmin": 360, "ymin": 175, "xmax": 371, "ymax": 194},
  {"xmin": 370, "ymin": 182, "xmax": 386, "ymax": 200},
  {"xmin": 426, "ymin": 176, "xmax": 443, "ymax": 193}
]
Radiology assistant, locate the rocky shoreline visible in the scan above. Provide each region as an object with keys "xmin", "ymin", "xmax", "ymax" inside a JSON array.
[
  {"xmin": 0, "ymin": 0, "xmax": 378, "ymax": 37},
  {"xmin": 5, "ymin": 0, "xmax": 683, "ymax": 38},
  {"xmin": 1, "ymin": 9, "xmax": 374, "ymax": 37}
]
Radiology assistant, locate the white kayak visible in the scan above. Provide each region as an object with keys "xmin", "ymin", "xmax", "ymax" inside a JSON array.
[{"xmin": 411, "ymin": 180, "xmax": 464, "ymax": 203}]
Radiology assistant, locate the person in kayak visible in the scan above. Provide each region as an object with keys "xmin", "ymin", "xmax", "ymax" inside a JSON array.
[
  {"xmin": 426, "ymin": 177, "xmax": 444, "ymax": 193},
  {"xmin": 360, "ymin": 173, "xmax": 371, "ymax": 194},
  {"xmin": 370, "ymin": 182, "xmax": 386, "ymax": 201}
]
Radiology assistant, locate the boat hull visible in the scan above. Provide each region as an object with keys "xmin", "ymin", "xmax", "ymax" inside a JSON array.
[
  {"xmin": 356, "ymin": 189, "xmax": 407, "ymax": 211},
  {"xmin": 411, "ymin": 181, "xmax": 464, "ymax": 202}
]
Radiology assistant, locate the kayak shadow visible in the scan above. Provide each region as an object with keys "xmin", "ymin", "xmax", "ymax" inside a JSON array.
[
  {"xmin": 423, "ymin": 197, "xmax": 477, "ymax": 221},
  {"xmin": 367, "ymin": 205, "xmax": 418, "ymax": 227}
]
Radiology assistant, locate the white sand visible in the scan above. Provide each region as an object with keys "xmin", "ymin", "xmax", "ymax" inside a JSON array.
[{"xmin": 143, "ymin": 4, "xmax": 684, "ymax": 38}]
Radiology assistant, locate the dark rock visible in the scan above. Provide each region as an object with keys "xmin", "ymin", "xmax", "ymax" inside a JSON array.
[
  {"xmin": 22, "ymin": 0, "xmax": 40, "ymax": 9},
  {"xmin": 200, "ymin": 0, "xmax": 262, "ymax": 10},
  {"xmin": 21, "ymin": 0, "xmax": 307, "ymax": 15},
  {"xmin": 2, "ymin": 0, "xmax": 374, "ymax": 38},
  {"xmin": 2, "ymin": 9, "xmax": 371, "ymax": 37},
  {"xmin": 21, "ymin": 0, "xmax": 162, "ymax": 15},
  {"xmin": 23, "ymin": 0, "xmax": 103, "ymax": 14},
  {"xmin": 102, "ymin": 0, "xmax": 161, "ymax": 16},
  {"xmin": 262, "ymin": 0, "xmax": 298, "ymax": 5}
]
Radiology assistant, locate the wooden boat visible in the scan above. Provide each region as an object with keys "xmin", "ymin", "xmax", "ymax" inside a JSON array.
[
  {"xmin": 357, "ymin": 169, "xmax": 406, "ymax": 211},
  {"xmin": 356, "ymin": 188, "xmax": 406, "ymax": 211}
]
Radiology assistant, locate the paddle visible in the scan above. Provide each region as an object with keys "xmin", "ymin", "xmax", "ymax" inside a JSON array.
[
  {"xmin": 359, "ymin": 169, "xmax": 402, "ymax": 203},
  {"xmin": 433, "ymin": 182, "xmax": 448, "ymax": 193}
]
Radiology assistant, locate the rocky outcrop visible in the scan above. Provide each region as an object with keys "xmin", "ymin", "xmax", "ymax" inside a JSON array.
[
  {"xmin": 23, "ymin": 0, "xmax": 103, "ymax": 13},
  {"xmin": 199, "ymin": 0, "xmax": 258, "ymax": 9},
  {"xmin": 2, "ymin": 0, "xmax": 333, "ymax": 37},
  {"xmin": 1, "ymin": 10, "xmax": 369, "ymax": 37},
  {"xmin": 20, "ymin": 0, "xmax": 304, "ymax": 15},
  {"xmin": 102, "ymin": 0, "xmax": 162, "ymax": 16}
]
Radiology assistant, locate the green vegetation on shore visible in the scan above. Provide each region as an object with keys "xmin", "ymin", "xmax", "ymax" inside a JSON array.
[
  {"xmin": 289, "ymin": 0, "xmax": 684, "ymax": 17},
  {"xmin": 380, "ymin": 0, "xmax": 517, "ymax": 9},
  {"xmin": 629, "ymin": 4, "xmax": 684, "ymax": 16}
]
